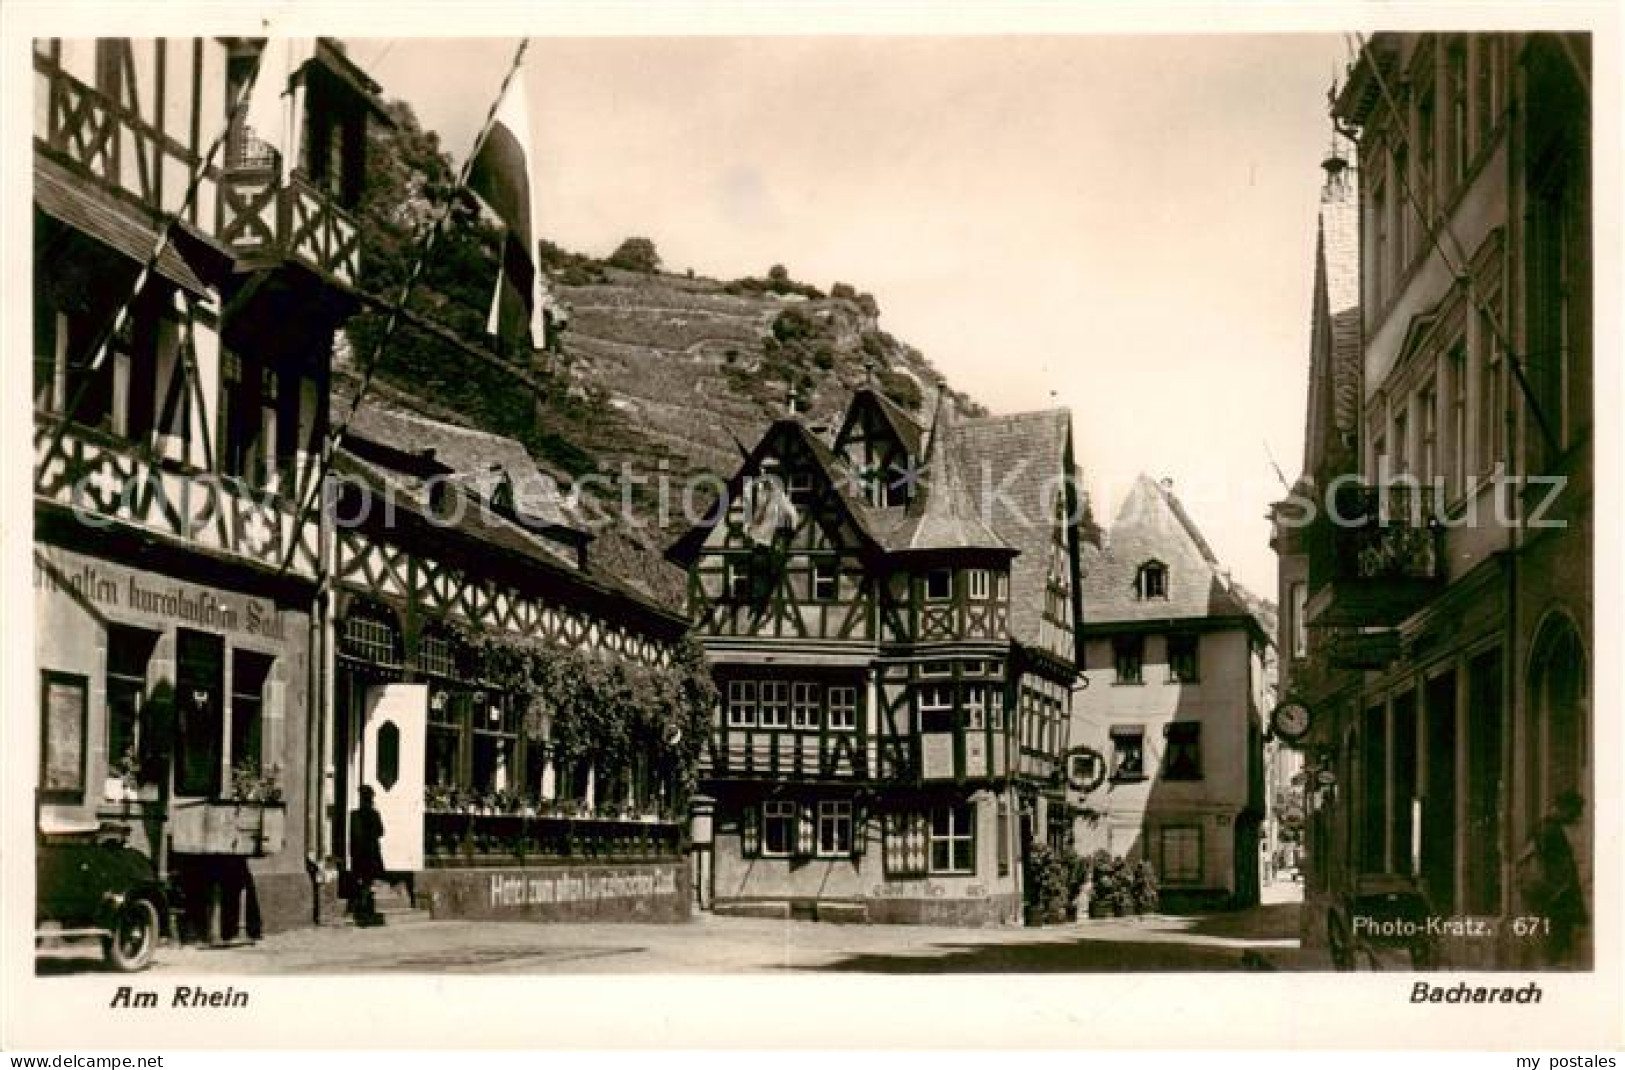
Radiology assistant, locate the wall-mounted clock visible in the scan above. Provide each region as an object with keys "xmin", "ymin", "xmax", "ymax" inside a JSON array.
[{"xmin": 1270, "ymin": 700, "xmax": 1313, "ymax": 744}]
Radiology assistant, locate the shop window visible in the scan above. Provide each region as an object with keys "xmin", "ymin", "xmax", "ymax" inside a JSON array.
[
  {"xmin": 929, "ymin": 804, "xmax": 974, "ymax": 874},
  {"xmin": 1159, "ymin": 826, "xmax": 1202, "ymax": 884},
  {"xmin": 726, "ymin": 680, "xmax": 757, "ymax": 728},
  {"xmin": 827, "ymin": 686, "xmax": 857, "ymax": 732},
  {"xmin": 105, "ymin": 626, "xmax": 158, "ymax": 787},
  {"xmin": 817, "ymin": 800, "xmax": 854, "ymax": 856},
  {"xmin": 762, "ymin": 800, "xmax": 796, "ymax": 857},
  {"xmin": 1164, "ymin": 722, "xmax": 1202, "ymax": 780},
  {"xmin": 230, "ymin": 650, "xmax": 272, "ymax": 777},
  {"xmin": 791, "ymin": 682, "xmax": 821, "ymax": 730},
  {"xmin": 1111, "ymin": 726, "xmax": 1145, "ymax": 781},
  {"xmin": 1167, "ymin": 633, "xmax": 1200, "ymax": 684},
  {"xmin": 1114, "ymin": 635, "xmax": 1144, "ymax": 684}
]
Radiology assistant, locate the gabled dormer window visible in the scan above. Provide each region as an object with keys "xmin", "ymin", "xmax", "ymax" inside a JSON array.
[{"xmin": 1135, "ymin": 561, "xmax": 1168, "ymax": 600}]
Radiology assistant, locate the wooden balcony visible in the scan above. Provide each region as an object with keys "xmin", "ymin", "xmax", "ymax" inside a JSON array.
[
  {"xmin": 34, "ymin": 58, "xmax": 360, "ymax": 289},
  {"xmin": 33, "ymin": 417, "xmax": 320, "ymax": 581},
  {"xmin": 1305, "ymin": 483, "xmax": 1443, "ymax": 630},
  {"xmin": 218, "ymin": 168, "xmax": 361, "ymax": 287},
  {"xmin": 34, "ymin": 56, "xmax": 218, "ymax": 232}
]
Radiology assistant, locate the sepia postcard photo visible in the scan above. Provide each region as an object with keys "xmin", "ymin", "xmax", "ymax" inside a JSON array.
[{"xmin": 1, "ymin": 0, "xmax": 1619, "ymax": 1052}]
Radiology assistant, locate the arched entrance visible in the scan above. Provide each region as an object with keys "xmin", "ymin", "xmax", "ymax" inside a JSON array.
[{"xmin": 1522, "ymin": 612, "xmax": 1589, "ymax": 893}]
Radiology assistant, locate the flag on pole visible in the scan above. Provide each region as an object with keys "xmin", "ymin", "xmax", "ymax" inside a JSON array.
[
  {"xmin": 243, "ymin": 37, "xmax": 315, "ymax": 172},
  {"xmin": 468, "ymin": 64, "xmax": 546, "ymax": 352}
]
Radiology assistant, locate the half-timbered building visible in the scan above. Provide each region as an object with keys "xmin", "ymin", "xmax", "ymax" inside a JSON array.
[
  {"xmin": 326, "ymin": 402, "xmax": 695, "ymax": 923},
  {"xmin": 669, "ymin": 389, "xmax": 1086, "ymax": 924},
  {"xmin": 32, "ymin": 37, "xmax": 384, "ymax": 938}
]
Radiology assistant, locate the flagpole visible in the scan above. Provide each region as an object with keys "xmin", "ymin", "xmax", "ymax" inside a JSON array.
[
  {"xmin": 273, "ymin": 37, "xmax": 531, "ymax": 582},
  {"xmin": 36, "ymin": 38, "xmax": 284, "ymax": 488}
]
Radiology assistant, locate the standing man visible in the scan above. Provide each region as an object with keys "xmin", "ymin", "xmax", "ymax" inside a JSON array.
[
  {"xmin": 1519, "ymin": 791, "xmax": 1587, "ymax": 968},
  {"xmin": 348, "ymin": 785, "xmax": 386, "ymax": 927}
]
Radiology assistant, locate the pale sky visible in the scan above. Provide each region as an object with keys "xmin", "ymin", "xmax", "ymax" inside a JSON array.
[{"xmin": 360, "ymin": 34, "xmax": 1353, "ymax": 597}]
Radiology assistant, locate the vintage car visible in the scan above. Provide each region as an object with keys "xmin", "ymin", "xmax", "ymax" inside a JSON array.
[
  {"xmin": 36, "ymin": 819, "xmax": 168, "ymax": 971},
  {"xmin": 1325, "ymin": 872, "xmax": 1438, "ymax": 971}
]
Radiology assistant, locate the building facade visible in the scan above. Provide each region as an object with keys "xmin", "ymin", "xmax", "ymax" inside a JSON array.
[
  {"xmin": 669, "ymin": 389, "xmax": 1086, "ymax": 924},
  {"xmin": 1072, "ymin": 476, "xmax": 1271, "ymax": 909},
  {"xmin": 322, "ymin": 402, "xmax": 697, "ymax": 923},
  {"xmin": 1272, "ymin": 33, "xmax": 1592, "ymax": 969},
  {"xmin": 33, "ymin": 37, "xmax": 383, "ymax": 937}
]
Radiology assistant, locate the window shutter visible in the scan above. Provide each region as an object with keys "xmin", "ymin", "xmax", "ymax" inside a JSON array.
[
  {"xmin": 797, "ymin": 804, "xmax": 816, "ymax": 857},
  {"xmin": 742, "ymin": 803, "xmax": 760, "ymax": 857}
]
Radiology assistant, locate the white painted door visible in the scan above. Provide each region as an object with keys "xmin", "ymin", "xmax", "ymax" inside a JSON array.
[{"xmin": 362, "ymin": 683, "xmax": 426, "ymax": 871}]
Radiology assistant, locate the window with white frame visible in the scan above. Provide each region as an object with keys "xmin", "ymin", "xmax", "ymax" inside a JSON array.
[
  {"xmin": 968, "ymin": 569, "xmax": 990, "ymax": 599},
  {"xmin": 817, "ymin": 800, "xmax": 853, "ymax": 856},
  {"xmin": 929, "ymin": 804, "xmax": 975, "ymax": 874},
  {"xmin": 812, "ymin": 560, "xmax": 839, "ymax": 602},
  {"xmin": 1134, "ymin": 561, "xmax": 1167, "ymax": 600},
  {"xmin": 727, "ymin": 558, "xmax": 752, "ymax": 602},
  {"xmin": 1111, "ymin": 726, "xmax": 1145, "ymax": 780},
  {"xmin": 988, "ymin": 688, "xmax": 1006, "ymax": 731},
  {"xmin": 963, "ymin": 684, "xmax": 986, "ymax": 730},
  {"xmin": 925, "ymin": 569, "xmax": 952, "ymax": 601},
  {"xmin": 792, "ymin": 682, "xmax": 821, "ymax": 730},
  {"xmin": 919, "ymin": 683, "xmax": 954, "ymax": 733},
  {"xmin": 762, "ymin": 800, "xmax": 797, "ymax": 857},
  {"xmin": 827, "ymin": 687, "xmax": 857, "ymax": 732},
  {"xmin": 759, "ymin": 680, "xmax": 790, "ymax": 728},
  {"xmin": 726, "ymin": 680, "xmax": 757, "ymax": 727}
]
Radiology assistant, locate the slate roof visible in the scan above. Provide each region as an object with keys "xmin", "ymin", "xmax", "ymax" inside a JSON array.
[
  {"xmin": 1298, "ymin": 157, "xmax": 1363, "ymax": 488},
  {"xmin": 947, "ymin": 408, "xmax": 1075, "ymax": 647},
  {"xmin": 345, "ymin": 400, "xmax": 578, "ymax": 531},
  {"xmin": 333, "ymin": 413, "xmax": 684, "ymax": 628},
  {"xmin": 1081, "ymin": 474, "xmax": 1258, "ymax": 631},
  {"xmin": 36, "ymin": 155, "xmax": 211, "ymax": 296}
]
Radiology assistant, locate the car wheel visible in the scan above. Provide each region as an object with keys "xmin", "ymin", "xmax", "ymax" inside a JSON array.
[
  {"xmin": 104, "ymin": 898, "xmax": 159, "ymax": 972},
  {"xmin": 1327, "ymin": 912, "xmax": 1355, "ymax": 972}
]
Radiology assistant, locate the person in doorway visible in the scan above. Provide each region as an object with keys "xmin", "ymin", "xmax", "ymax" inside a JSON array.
[
  {"xmin": 1519, "ymin": 791, "xmax": 1587, "ymax": 968},
  {"xmin": 348, "ymin": 785, "xmax": 386, "ymax": 927}
]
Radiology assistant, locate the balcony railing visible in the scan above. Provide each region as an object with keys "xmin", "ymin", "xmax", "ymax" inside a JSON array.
[
  {"xmin": 33, "ymin": 417, "xmax": 320, "ymax": 581},
  {"xmin": 34, "ymin": 57, "xmax": 217, "ymax": 231},
  {"xmin": 1305, "ymin": 483, "xmax": 1443, "ymax": 629},
  {"xmin": 218, "ymin": 169, "xmax": 361, "ymax": 286},
  {"xmin": 424, "ymin": 812, "xmax": 684, "ymax": 868}
]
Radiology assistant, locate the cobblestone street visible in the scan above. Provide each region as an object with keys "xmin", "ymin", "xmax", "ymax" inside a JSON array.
[{"xmin": 39, "ymin": 882, "xmax": 1310, "ymax": 976}]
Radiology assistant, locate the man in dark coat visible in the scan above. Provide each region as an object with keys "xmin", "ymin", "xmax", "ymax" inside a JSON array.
[
  {"xmin": 348, "ymin": 785, "xmax": 386, "ymax": 926},
  {"xmin": 1522, "ymin": 791, "xmax": 1586, "ymax": 968}
]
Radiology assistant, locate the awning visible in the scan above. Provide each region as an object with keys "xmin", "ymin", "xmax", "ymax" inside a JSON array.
[{"xmin": 35, "ymin": 155, "xmax": 211, "ymax": 297}]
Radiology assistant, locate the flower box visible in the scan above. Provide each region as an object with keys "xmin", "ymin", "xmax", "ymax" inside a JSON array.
[{"xmin": 169, "ymin": 800, "xmax": 287, "ymax": 857}]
